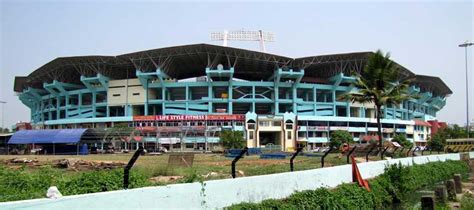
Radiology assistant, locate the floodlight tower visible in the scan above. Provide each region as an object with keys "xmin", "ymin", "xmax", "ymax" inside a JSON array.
[{"xmin": 210, "ymin": 30, "xmax": 275, "ymax": 52}]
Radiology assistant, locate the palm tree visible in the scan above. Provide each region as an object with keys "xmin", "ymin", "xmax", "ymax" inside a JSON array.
[{"xmin": 345, "ymin": 50, "xmax": 415, "ymax": 150}]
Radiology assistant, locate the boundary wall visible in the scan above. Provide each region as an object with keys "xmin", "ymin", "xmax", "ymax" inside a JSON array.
[{"xmin": 0, "ymin": 153, "xmax": 462, "ymax": 209}]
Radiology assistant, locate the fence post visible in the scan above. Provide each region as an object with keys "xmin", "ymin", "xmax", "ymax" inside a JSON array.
[
  {"xmin": 399, "ymin": 147, "xmax": 405, "ymax": 157},
  {"xmin": 124, "ymin": 146, "xmax": 145, "ymax": 189},
  {"xmin": 392, "ymin": 147, "xmax": 398, "ymax": 158},
  {"xmin": 380, "ymin": 147, "xmax": 389, "ymax": 159},
  {"xmin": 366, "ymin": 146, "xmax": 375, "ymax": 162},
  {"xmin": 321, "ymin": 147, "xmax": 333, "ymax": 168},
  {"xmin": 407, "ymin": 146, "xmax": 413, "ymax": 157},
  {"xmin": 346, "ymin": 146, "xmax": 357, "ymax": 164},
  {"xmin": 412, "ymin": 146, "xmax": 420, "ymax": 156},
  {"xmin": 290, "ymin": 147, "xmax": 304, "ymax": 172},
  {"xmin": 232, "ymin": 147, "xmax": 248, "ymax": 178}
]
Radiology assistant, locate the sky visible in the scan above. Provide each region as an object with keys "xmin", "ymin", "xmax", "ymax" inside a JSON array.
[{"xmin": 0, "ymin": 0, "xmax": 473, "ymax": 128}]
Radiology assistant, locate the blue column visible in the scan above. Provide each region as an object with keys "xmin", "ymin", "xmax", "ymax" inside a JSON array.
[
  {"xmin": 162, "ymin": 87, "xmax": 166, "ymax": 115},
  {"xmin": 332, "ymin": 91, "xmax": 336, "ymax": 116},
  {"xmin": 228, "ymin": 81, "xmax": 233, "ymax": 114},
  {"xmin": 56, "ymin": 96, "xmax": 60, "ymax": 120},
  {"xmin": 292, "ymin": 86, "xmax": 297, "ymax": 113},
  {"xmin": 78, "ymin": 93, "xmax": 82, "ymax": 117},
  {"xmin": 92, "ymin": 91, "xmax": 97, "ymax": 117},
  {"xmin": 185, "ymin": 85, "xmax": 189, "ymax": 114},
  {"xmin": 346, "ymin": 103, "xmax": 350, "ymax": 117},
  {"xmin": 313, "ymin": 86, "xmax": 317, "ymax": 115},
  {"xmin": 274, "ymin": 84, "xmax": 279, "ymax": 114},
  {"xmin": 144, "ymin": 81, "xmax": 149, "ymax": 115},
  {"xmin": 65, "ymin": 95, "xmax": 69, "ymax": 119},
  {"xmin": 208, "ymin": 84, "xmax": 213, "ymax": 113},
  {"xmin": 252, "ymin": 85, "xmax": 256, "ymax": 112}
]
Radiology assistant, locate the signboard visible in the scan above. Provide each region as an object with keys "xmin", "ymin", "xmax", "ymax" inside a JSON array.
[
  {"xmin": 133, "ymin": 116, "xmax": 156, "ymax": 121},
  {"xmin": 383, "ymin": 128, "xmax": 395, "ymax": 133},
  {"xmin": 395, "ymin": 128, "xmax": 407, "ymax": 133},
  {"xmin": 330, "ymin": 126, "xmax": 349, "ymax": 131},
  {"xmin": 156, "ymin": 115, "xmax": 206, "ymax": 121},
  {"xmin": 133, "ymin": 114, "xmax": 245, "ymax": 122},
  {"xmin": 167, "ymin": 153, "xmax": 195, "ymax": 168},
  {"xmin": 207, "ymin": 115, "xmax": 245, "ymax": 121},
  {"xmin": 306, "ymin": 126, "xmax": 329, "ymax": 131}
]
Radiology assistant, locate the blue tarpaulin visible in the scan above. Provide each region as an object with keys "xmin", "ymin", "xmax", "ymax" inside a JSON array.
[{"xmin": 8, "ymin": 129, "xmax": 89, "ymax": 144}]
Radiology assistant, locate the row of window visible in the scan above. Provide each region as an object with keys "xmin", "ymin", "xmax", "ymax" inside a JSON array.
[
  {"xmin": 112, "ymin": 93, "xmax": 141, "ymax": 97},
  {"xmin": 249, "ymin": 121, "xmax": 294, "ymax": 129},
  {"xmin": 297, "ymin": 121, "xmax": 411, "ymax": 129}
]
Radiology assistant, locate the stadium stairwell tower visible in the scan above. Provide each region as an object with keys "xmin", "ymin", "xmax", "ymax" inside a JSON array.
[{"xmin": 13, "ymin": 44, "xmax": 451, "ymax": 152}]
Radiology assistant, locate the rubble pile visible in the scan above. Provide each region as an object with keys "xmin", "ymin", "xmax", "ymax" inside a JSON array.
[
  {"xmin": 3, "ymin": 158, "xmax": 42, "ymax": 166},
  {"xmin": 54, "ymin": 159, "xmax": 126, "ymax": 170}
]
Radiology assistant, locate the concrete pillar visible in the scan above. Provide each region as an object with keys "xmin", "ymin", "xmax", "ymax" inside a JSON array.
[
  {"xmin": 434, "ymin": 185, "xmax": 447, "ymax": 203},
  {"xmin": 445, "ymin": 179, "xmax": 456, "ymax": 201},
  {"xmin": 454, "ymin": 174, "xmax": 462, "ymax": 193},
  {"xmin": 421, "ymin": 195, "xmax": 435, "ymax": 210}
]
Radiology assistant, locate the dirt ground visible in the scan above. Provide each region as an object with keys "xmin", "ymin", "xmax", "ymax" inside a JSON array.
[{"xmin": 0, "ymin": 153, "xmax": 350, "ymax": 180}]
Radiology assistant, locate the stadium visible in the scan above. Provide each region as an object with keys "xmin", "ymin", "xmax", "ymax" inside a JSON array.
[{"xmin": 12, "ymin": 44, "xmax": 452, "ymax": 152}]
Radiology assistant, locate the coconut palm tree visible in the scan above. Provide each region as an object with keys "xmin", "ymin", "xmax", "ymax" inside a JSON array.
[{"xmin": 346, "ymin": 50, "xmax": 415, "ymax": 150}]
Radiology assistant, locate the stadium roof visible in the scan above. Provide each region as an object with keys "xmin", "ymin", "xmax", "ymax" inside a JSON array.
[{"xmin": 14, "ymin": 43, "xmax": 452, "ymax": 96}]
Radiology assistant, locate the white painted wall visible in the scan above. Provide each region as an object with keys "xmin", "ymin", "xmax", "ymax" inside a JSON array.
[{"xmin": 0, "ymin": 153, "xmax": 462, "ymax": 210}]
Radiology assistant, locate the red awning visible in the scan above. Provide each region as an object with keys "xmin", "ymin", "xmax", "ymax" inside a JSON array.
[
  {"xmin": 361, "ymin": 135, "xmax": 381, "ymax": 142},
  {"xmin": 414, "ymin": 120, "xmax": 432, "ymax": 127}
]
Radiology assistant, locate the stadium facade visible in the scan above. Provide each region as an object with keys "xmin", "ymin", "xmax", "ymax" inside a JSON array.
[{"xmin": 13, "ymin": 44, "xmax": 452, "ymax": 151}]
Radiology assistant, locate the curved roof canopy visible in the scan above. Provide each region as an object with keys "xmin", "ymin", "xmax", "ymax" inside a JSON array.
[
  {"xmin": 14, "ymin": 43, "xmax": 452, "ymax": 97},
  {"xmin": 8, "ymin": 129, "xmax": 96, "ymax": 144}
]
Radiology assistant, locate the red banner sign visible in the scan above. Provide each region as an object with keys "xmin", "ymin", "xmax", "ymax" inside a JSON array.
[
  {"xmin": 155, "ymin": 115, "xmax": 206, "ymax": 121},
  {"xmin": 133, "ymin": 114, "xmax": 245, "ymax": 122},
  {"xmin": 133, "ymin": 116, "xmax": 156, "ymax": 121},
  {"xmin": 207, "ymin": 115, "xmax": 245, "ymax": 121}
]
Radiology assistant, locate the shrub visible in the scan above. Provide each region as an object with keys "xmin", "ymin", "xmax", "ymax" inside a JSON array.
[
  {"xmin": 392, "ymin": 134, "xmax": 413, "ymax": 148},
  {"xmin": 220, "ymin": 130, "xmax": 245, "ymax": 149},
  {"xmin": 0, "ymin": 166, "xmax": 149, "ymax": 202},
  {"xmin": 227, "ymin": 160, "xmax": 469, "ymax": 209},
  {"xmin": 461, "ymin": 193, "xmax": 474, "ymax": 210}
]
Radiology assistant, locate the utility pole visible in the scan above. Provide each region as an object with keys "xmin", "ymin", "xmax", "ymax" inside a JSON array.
[{"xmin": 459, "ymin": 41, "xmax": 473, "ymax": 139}]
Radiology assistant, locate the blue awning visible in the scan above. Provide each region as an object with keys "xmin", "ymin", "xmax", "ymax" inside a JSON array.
[{"xmin": 8, "ymin": 129, "xmax": 90, "ymax": 144}]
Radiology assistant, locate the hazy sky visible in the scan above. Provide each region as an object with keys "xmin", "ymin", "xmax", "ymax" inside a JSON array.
[{"xmin": 0, "ymin": 0, "xmax": 473, "ymax": 128}]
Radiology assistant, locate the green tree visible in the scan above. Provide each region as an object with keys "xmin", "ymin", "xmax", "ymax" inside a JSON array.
[
  {"xmin": 428, "ymin": 133, "xmax": 445, "ymax": 152},
  {"xmin": 329, "ymin": 130, "xmax": 353, "ymax": 149},
  {"xmin": 220, "ymin": 130, "xmax": 245, "ymax": 149},
  {"xmin": 447, "ymin": 125, "xmax": 467, "ymax": 139},
  {"xmin": 392, "ymin": 134, "xmax": 413, "ymax": 148},
  {"xmin": 345, "ymin": 50, "xmax": 415, "ymax": 150}
]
